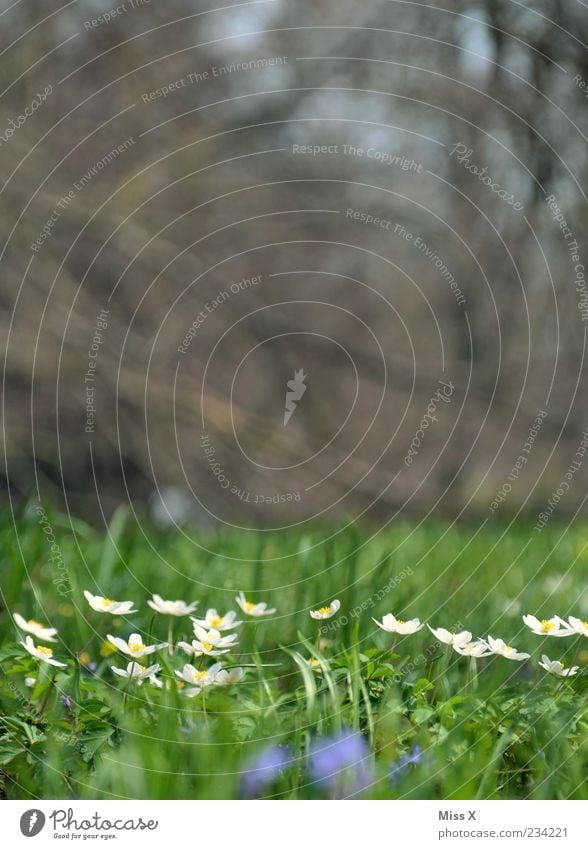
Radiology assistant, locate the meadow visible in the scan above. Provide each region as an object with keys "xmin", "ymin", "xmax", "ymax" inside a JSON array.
[{"xmin": 0, "ymin": 504, "xmax": 586, "ymax": 800}]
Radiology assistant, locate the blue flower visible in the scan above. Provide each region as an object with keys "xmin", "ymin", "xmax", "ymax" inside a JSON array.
[
  {"xmin": 240, "ymin": 744, "xmax": 293, "ymax": 798},
  {"xmin": 390, "ymin": 744, "xmax": 428, "ymax": 785},
  {"xmin": 309, "ymin": 729, "xmax": 374, "ymax": 798}
]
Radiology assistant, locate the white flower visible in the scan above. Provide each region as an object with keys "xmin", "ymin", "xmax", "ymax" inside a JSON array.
[
  {"xmin": 191, "ymin": 609, "xmax": 242, "ymax": 631},
  {"xmin": 106, "ymin": 633, "xmax": 168, "ymax": 658},
  {"xmin": 111, "ymin": 661, "xmax": 162, "ymax": 687},
  {"xmin": 310, "ymin": 599, "xmax": 341, "ymax": 620},
  {"xmin": 522, "ymin": 615, "xmax": 573, "ymax": 637},
  {"xmin": 486, "ymin": 636, "xmax": 530, "ymax": 662},
  {"xmin": 453, "ymin": 640, "xmax": 492, "ymax": 657},
  {"xmin": 84, "ymin": 590, "xmax": 137, "ymax": 615},
  {"xmin": 538, "ymin": 654, "xmax": 580, "ymax": 678},
  {"xmin": 235, "ymin": 592, "xmax": 276, "ymax": 617},
  {"xmin": 566, "ymin": 616, "xmax": 588, "ymax": 637},
  {"xmin": 428, "ymin": 626, "xmax": 472, "ymax": 648},
  {"xmin": 175, "ymin": 662, "xmax": 221, "ymax": 697},
  {"xmin": 373, "ymin": 613, "xmax": 423, "ymax": 635},
  {"xmin": 21, "ymin": 636, "xmax": 67, "ymax": 667},
  {"xmin": 178, "ymin": 625, "xmax": 238, "ymax": 657},
  {"xmin": 147, "ymin": 594, "xmax": 198, "ymax": 616},
  {"xmin": 214, "ymin": 667, "xmax": 245, "ymax": 685},
  {"xmin": 13, "ymin": 613, "xmax": 58, "ymax": 642},
  {"xmin": 24, "ymin": 677, "xmax": 37, "ymax": 687},
  {"xmin": 177, "ymin": 640, "xmax": 202, "ymax": 657}
]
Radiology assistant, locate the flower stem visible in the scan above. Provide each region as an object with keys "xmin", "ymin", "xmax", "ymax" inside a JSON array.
[
  {"xmin": 37, "ymin": 670, "xmax": 56, "ymax": 714},
  {"xmin": 202, "ymin": 689, "xmax": 209, "ymax": 729},
  {"xmin": 467, "ymin": 656, "xmax": 478, "ymax": 694},
  {"xmin": 167, "ymin": 618, "xmax": 174, "ymax": 657},
  {"xmin": 554, "ymin": 634, "xmax": 582, "ymax": 699},
  {"xmin": 122, "ymin": 673, "xmax": 133, "ymax": 711},
  {"xmin": 437, "ymin": 645, "xmax": 452, "ymax": 701}
]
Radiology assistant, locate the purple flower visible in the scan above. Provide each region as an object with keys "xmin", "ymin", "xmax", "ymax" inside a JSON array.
[
  {"xmin": 60, "ymin": 694, "xmax": 74, "ymax": 710},
  {"xmin": 240, "ymin": 744, "xmax": 293, "ymax": 798},
  {"xmin": 390, "ymin": 744, "xmax": 429, "ymax": 785},
  {"xmin": 309, "ymin": 730, "xmax": 374, "ymax": 798}
]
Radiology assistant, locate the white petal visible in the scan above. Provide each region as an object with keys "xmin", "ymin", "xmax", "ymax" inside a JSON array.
[
  {"xmin": 112, "ymin": 666, "xmax": 128, "ymax": 678},
  {"xmin": 106, "ymin": 634, "xmax": 128, "ymax": 653},
  {"xmin": 429, "ymin": 626, "xmax": 450, "ymax": 643}
]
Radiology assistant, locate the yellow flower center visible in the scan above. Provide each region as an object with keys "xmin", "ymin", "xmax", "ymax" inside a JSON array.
[
  {"xmin": 540, "ymin": 620, "xmax": 556, "ymax": 632},
  {"xmin": 318, "ymin": 606, "xmax": 332, "ymax": 616},
  {"xmin": 27, "ymin": 619, "xmax": 43, "ymax": 628},
  {"xmin": 194, "ymin": 670, "xmax": 208, "ymax": 681},
  {"xmin": 397, "ymin": 620, "xmax": 405, "ymax": 625},
  {"xmin": 128, "ymin": 641, "xmax": 145, "ymax": 654},
  {"xmin": 202, "ymin": 642, "xmax": 214, "ymax": 652},
  {"xmin": 583, "ymin": 621, "xmax": 588, "ymax": 630},
  {"xmin": 102, "ymin": 598, "xmax": 114, "ymax": 607},
  {"xmin": 244, "ymin": 601, "xmax": 256, "ymax": 612},
  {"xmin": 309, "ymin": 658, "xmax": 320, "ymax": 667},
  {"xmin": 36, "ymin": 645, "xmax": 53, "ymax": 657},
  {"xmin": 505, "ymin": 646, "xmax": 514, "ymax": 652},
  {"xmin": 209, "ymin": 616, "xmax": 223, "ymax": 628}
]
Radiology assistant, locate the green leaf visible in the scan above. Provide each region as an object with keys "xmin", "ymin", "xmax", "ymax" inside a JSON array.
[
  {"xmin": 77, "ymin": 728, "xmax": 115, "ymax": 762},
  {"xmin": 281, "ymin": 646, "xmax": 317, "ymax": 725},
  {"xmin": 413, "ymin": 706, "xmax": 434, "ymax": 724}
]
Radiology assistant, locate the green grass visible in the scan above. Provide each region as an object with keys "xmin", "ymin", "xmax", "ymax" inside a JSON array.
[{"xmin": 0, "ymin": 504, "xmax": 587, "ymax": 800}]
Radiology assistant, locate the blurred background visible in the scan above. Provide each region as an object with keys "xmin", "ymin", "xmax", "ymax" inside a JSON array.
[{"xmin": 1, "ymin": 0, "xmax": 588, "ymax": 527}]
